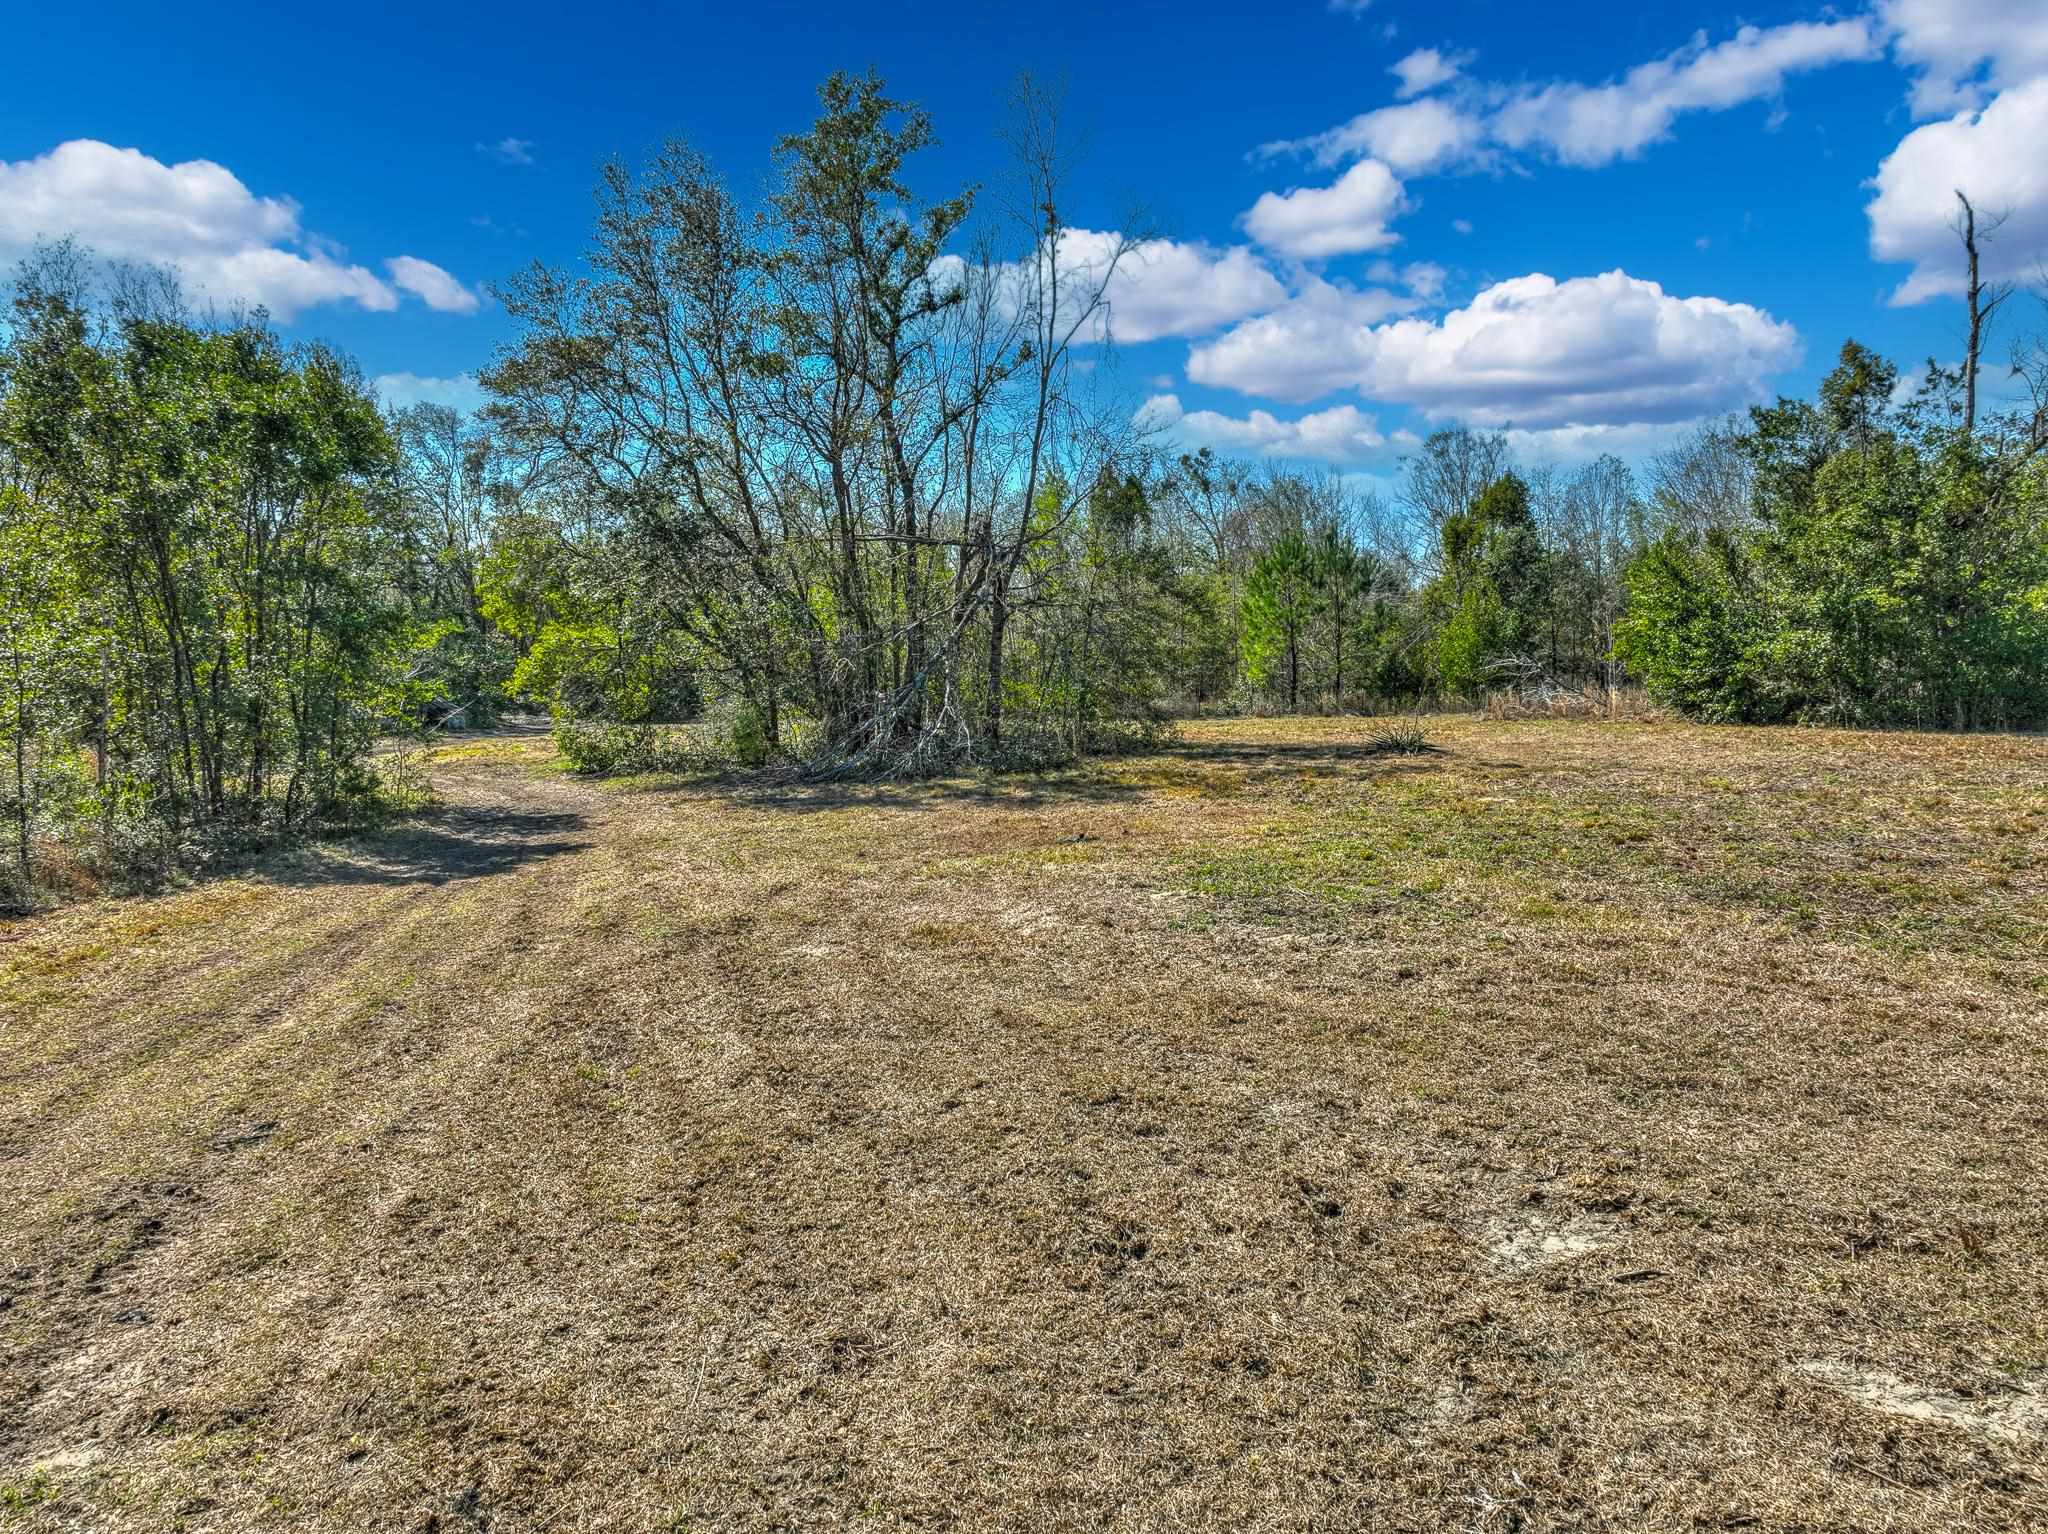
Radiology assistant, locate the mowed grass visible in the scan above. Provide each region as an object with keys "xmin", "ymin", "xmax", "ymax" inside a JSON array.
[{"xmin": 1, "ymin": 716, "xmax": 2044, "ymax": 1532}]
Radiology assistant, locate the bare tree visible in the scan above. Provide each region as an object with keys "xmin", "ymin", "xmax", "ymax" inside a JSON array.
[
  {"xmin": 1158, "ymin": 447, "xmax": 1256, "ymax": 571},
  {"xmin": 1649, "ymin": 418, "xmax": 1754, "ymax": 535},
  {"xmin": 1400, "ymin": 426, "xmax": 1510, "ymax": 571},
  {"xmin": 1954, "ymin": 191, "xmax": 2013, "ymax": 437},
  {"xmin": 1555, "ymin": 455, "xmax": 1642, "ymax": 689},
  {"xmin": 974, "ymin": 74, "xmax": 1135, "ymax": 751}
]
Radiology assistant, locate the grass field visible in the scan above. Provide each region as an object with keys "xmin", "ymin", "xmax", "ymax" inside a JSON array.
[{"xmin": 3, "ymin": 716, "xmax": 2045, "ymax": 1532}]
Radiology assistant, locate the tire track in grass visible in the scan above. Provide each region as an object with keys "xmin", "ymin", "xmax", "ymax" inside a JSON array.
[{"xmin": 0, "ymin": 760, "xmax": 613, "ymax": 1512}]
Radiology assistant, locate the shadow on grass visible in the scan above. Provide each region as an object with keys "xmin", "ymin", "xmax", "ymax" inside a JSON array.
[
  {"xmin": 633, "ymin": 771, "xmax": 1154, "ymax": 816},
  {"xmin": 1153, "ymin": 739, "xmax": 1449, "ymax": 769},
  {"xmin": 596, "ymin": 736, "xmax": 1450, "ymax": 816},
  {"xmin": 270, "ymin": 807, "xmax": 594, "ymax": 888}
]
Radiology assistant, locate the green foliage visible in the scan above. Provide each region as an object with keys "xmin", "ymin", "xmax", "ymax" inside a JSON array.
[
  {"xmin": 1422, "ymin": 471, "xmax": 1555, "ymax": 695},
  {"xmin": 6, "ymin": 91, "xmax": 2028, "ymax": 915},
  {"xmin": 1160, "ymin": 568, "xmax": 1239, "ymax": 707},
  {"xmin": 995, "ymin": 473, "xmax": 1190, "ymax": 751},
  {"xmin": 1, "ymin": 275, "xmax": 414, "ymax": 896},
  {"xmin": 727, "ymin": 702, "xmax": 771, "ymax": 767},
  {"xmin": 1615, "ymin": 531, "xmax": 1781, "ymax": 721},
  {"xmin": 373, "ymin": 747, "xmax": 439, "ymax": 814},
  {"xmin": 509, "ymin": 620, "xmax": 697, "ymax": 723},
  {"xmin": 1619, "ymin": 342, "xmax": 2048, "ymax": 728},
  {"xmin": 1241, "ymin": 531, "xmax": 1319, "ymax": 708},
  {"xmin": 387, "ymin": 403, "xmax": 521, "ymax": 723},
  {"xmin": 1436, "ymin": 583, "xmax": 1510, "ymax": 697},
  {"xmin": 553, "ymin": 720, "xmax": 721, "ymax": 776}
]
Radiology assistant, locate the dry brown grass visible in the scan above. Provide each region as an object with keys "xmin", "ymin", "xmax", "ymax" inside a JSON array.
[{"xmin": 2, "ymin": 716, "xmax": 2044, "ymax": 1532}]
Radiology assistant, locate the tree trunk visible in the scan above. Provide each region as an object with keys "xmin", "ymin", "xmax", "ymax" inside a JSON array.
[
  {"xmin": 11, "ymin": 647, "xmax": 28, "ymax": 883},
  {"xmin": 986, "ymin": 585, "xmax": 1008, "ymax": 749},
  {"xmin": 1332, "ymin": 604, "xmax": 1345, "ymax": 703},
  {"xmin": 1962, "ymin": 193, "xmax": 1983, "ymax": 436},
  {"xmin": 1956, "ymin": 190, "xmax": 2009, "ymax": 439}
]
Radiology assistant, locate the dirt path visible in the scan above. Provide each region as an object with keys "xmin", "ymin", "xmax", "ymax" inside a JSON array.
[{"xmin": 2, "ymin": 720, "xmax": 2044, "ymax": 1532}]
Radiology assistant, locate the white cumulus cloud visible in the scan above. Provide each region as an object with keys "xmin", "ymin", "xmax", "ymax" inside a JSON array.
[
  {"xmin": 1241, "ymin": 160, "xmax": 1407, "ymax": 260},
  {"xmin": 1136, "ymin": 393, "xmax": 1402, "ymax": 465},
  {"xmin": 1503, "ymin": 420, "xmax": 1707, "ymax": 465},
  {"xmin": 935, "ymin": 231, "xmax": 1287, "ymax": 345},
  {"xmin": 1094, "ymin": 233, "xmax": 1288, "ymax": 341},
  {"xmin": 1185, "ymin": 276, "xmax": 1438, "ymax": 404},
  {"xmin": 385, "ymin": 255, "xmax": 483, "ymax": 315},
  {"xmin": 1191, "ymin": 269, "xmax": 1800, "ymax": 430},
  {"xmin": 1881, "ymin": 0, "xmax": 2048, "ymax": 115},
  {"xmin": 0, "ymin": 140, "xmax": 479, "ymax": 324},
  {"xmin": 1271, "ymin": 96, "xmax": 1489, "ymax": 176},
  {"xmin": 1867, "ymin": 76, "xmax": 2048, "ymax": 304}
]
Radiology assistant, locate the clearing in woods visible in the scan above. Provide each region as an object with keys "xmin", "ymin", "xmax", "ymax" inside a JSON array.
[{"xmin": 2, "ymin": 716, "xmax": 2045, "ymax": 1531}]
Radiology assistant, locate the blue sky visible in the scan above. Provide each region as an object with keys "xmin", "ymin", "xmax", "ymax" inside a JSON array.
[{"xmin": 4, "ymin": 0, "xmax": 2043, "ymax": 476}]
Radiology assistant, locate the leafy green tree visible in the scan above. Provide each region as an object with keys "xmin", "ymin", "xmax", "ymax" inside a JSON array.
[
  {"xmin": 1427, "ymin": 472, "xmax": 1551, "ymax": 694},
  {"xmin": 389, "ymin": 403, "xmax": 522, "ymax": 723},
  {"xmin": 1614, "ymin": 529, "xmax": 1784, "ymax": 721},
  {"xmin": 1310, "ymin": 522, "xmax": 1366, "ymax": 701},
  {"xmin": 1620, "ymin": 340, "xmax": 2048, "ymax": 728},
  {"xmin": 1242, "ymin": 531, "xmax": 1319, "ymax": 709},
  {"xmin": 0, "ymin": 265, "xmax": 416, "ymax": 891}
]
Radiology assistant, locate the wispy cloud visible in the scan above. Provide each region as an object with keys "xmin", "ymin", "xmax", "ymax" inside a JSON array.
[
  {"xmin": 1390, "ymin": 48, "xmax": 1471, "ymax": 100},
  {"xmin": 373, "ymin": 372, "xmax": 489, "ymax": 412},
  {"xmin": 476, "ymin": 137, "xmax": 536, "ymax": 166},
  {"xmin": 1263, "ymin": 19, "xmax": 1882, "ymax": 174}
]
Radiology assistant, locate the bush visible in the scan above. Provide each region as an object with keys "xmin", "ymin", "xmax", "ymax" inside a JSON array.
[
  {"xmin": 728, "ymin": 703, "xmax": 771, "ymax": 768},
  {"xmin": 375, "ymin": 748, "xmax": 439, "ymax": 813},
  {"xmin": 1077, "ymin": 714, "xmax": 1178, "ymax": 757},
  {"xmin": 554, "ymin": 720, "xmax": 723, "ymax": 776},
  {"xmin": 1482, "ymin": 678, "xmax": 1665, "ymax": 722}
]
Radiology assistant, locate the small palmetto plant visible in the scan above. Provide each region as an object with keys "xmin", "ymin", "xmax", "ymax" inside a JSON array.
[{"xmin": 1361, "ymin": 719, "xmax": 1430, "ymax": 756}]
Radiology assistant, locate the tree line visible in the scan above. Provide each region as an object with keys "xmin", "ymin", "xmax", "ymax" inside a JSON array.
[
  {"xmin": 2, "ymin": 253, "xmax": 423, "ymax": 902},
  {"xmin": 4, "ymin": 74, "xmax": 2045, "ymax": 906}
]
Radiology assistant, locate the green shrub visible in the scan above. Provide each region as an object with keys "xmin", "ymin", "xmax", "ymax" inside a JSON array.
[
  {"xmin": 554, "ymin": 720, "xmax": 720, "ymax": 776},
  {"xmin": 728, "ymin": 703, "xmax": 771, "ymax": 768},
  {"xmin": 375, "ymin": 748, "xmax": 439, "ymax": 813}
]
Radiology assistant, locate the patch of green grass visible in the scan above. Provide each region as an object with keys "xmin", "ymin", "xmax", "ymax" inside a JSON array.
[
  {"xmin": 0, "ymin": 884, "xmax": 276, "ymax": 1019},
  {"xmin": 0, "ymin": 1469, "xmax": 57, "ymax": 1513},
  {"xmin": 424, "ymin": 738, "xmax": 548, "ymax": 764},
  {"xmin": 1176, "ymin": 772, "xmax": 2046, "ymax": 959},
  {"xmin": 1102, "ymin": 760, "xmax": 1248, "ymax": 798}
]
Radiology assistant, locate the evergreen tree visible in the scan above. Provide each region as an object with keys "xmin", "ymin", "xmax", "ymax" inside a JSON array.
[{"xmin": 1242, "ymin": 532, "xmax": 1319, "ymax": 710}]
